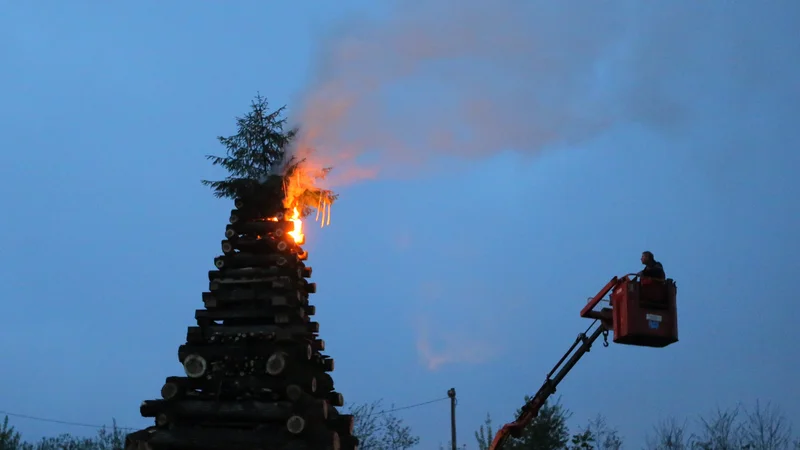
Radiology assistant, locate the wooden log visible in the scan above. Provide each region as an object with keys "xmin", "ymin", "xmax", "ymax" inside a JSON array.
[
  {"xmin": 228, "ymin": 208, "xmax": 291, "ymax": 224},
  {"xmin": 286, "ymin": 415, "xmax": 306, "ymax": 434},
  {"xmin": 185, "ymin": 325, "xmax": 316, "ymax": 345},
  {"xmin": 320, "ymin": 431, "xmax": 341, "ymax": 450},
  {"xmin": 178, "ymin": 341, "xmax": 313, "ymax": 364},
  {"xmin": 301, "ymin": 266, "xmax": 312, "ymax": 278},
  {"xmin": 327, "ymin": 392, "xmax": 344, "ymax": 407},
  {"xmin": 312, "ymin": 339, "xmax": 325, "ymax": 351},
  {"xmin": 208, "ymin": 268, "xmax": 300, "ymax": 281},
  {"xmin": 207, "ymin": 278, "xmax": 308, "ymax": 295},
  {"xmin": 140, "ymin": 399, "xmax": 326, "ymax": 422},
  {"xmin": 286, "ymin": 383, "xmax": 334, "ymax": 409},
  {"xmin": 316, "ymin": 373, "xmax": 335, "ymax": 392},
  {"xmin": 285, "ymin": 384, "xmax": 306, "ymax": 402},
  {"xmin": 155, "ymin": 412, "xmax": 171, "ymax": 428},
  {"xmin": 330, "ymin": 414, "xmax": 355, "ymax": 435},
  {"xmin": 181, "ymin": 354, "xmax": 207, "ymax": 378},
  {"xmin": 266, "ymin": 351, "xmax": 288, "ymax": 375},
  {"xmin": 207, "ymin": 284, "xmax": 306, "ymax": 302},
  {"xmin": 305, "ymin": 281, "xmax": 317, "ymax": 293},
  {"xmin": 202, "ymin": 322, "xmax": 319, "ymax": 336},
  {"xmin": 161, "ymin": 382, "xmax": 180, "ymax": 400},
  {"xmin": 262, "ymin": 351, "xmax": 324, "ymax": 381},
  {"xmin": 208, "ymin": 279, "xmax": 303, "ymax": 293},
  {"xmin": 221, "ymin": 237, "xmax": 299, "ymax": 256},
  {"xmin": 140, "ymin": 427, "xmax": 314, "ymax": 450},
  {"xmin": 339, "ymin": 435, "xmax": 360, "ymax": 450},
  {"xmin": 202, "ymin": 292, "xmax": 306, "ymax": 310},
  {"xmin": 322, "ymin": 357, "xmax": 334, "ymax": 372},
  {"xmin": 214, "ymin": 253, "xmax": 300, "ymax": 270},
  {"xmin": 225, "ymin": 222, "xmax": 293, "ymax": 239},
  {"xmin": 163, "ymin": 376, "xmax": 318, "ymax": 400},
  {"xmin": 194, "ymin": 308, "xmax": 308, "ymax": 326},
  {"xmin": 204, "ymin": 286, "xmax": 304, "ymax": 301}
]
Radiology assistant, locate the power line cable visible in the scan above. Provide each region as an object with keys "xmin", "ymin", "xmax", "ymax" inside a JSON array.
[
  {"xmin": 0, "ymin": 396, "xmax": 450, "ymax": 431},
  {"xmin": 376, "ymin": 396, "xmax": 449, "ymax": 414},
  {"xmin": 0, "ymin": 410, "xmax": 136, "ymax": 430}
]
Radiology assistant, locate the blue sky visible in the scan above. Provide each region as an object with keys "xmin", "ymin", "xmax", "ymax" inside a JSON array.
[{"xmin": 1, "ymin": 1, "xmax": 798, "ymax": 448}]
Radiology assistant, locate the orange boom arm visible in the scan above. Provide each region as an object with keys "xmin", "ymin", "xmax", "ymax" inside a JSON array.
[{"xmin": 488, "ymin": 322, "xmax": 609, "ymax": 450}]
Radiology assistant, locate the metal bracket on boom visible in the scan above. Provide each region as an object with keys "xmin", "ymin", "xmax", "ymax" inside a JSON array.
[{"xmin": 487, "ymin": 320, "xmax": 609, "ymax": 450}]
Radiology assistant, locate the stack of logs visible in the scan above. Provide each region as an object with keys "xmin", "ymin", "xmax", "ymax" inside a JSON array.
[{"xmin": 125, "ymin": 185, "xmax": 356, "ymax": 450}]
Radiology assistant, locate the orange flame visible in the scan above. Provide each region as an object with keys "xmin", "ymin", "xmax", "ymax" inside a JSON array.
[
  {"xmin": 283, "ymin": 162, "xmax": 333, "ymax": 230},
  {"xmin": 287, "ymin": 207, "xmax": 305, "ymax": 245}
]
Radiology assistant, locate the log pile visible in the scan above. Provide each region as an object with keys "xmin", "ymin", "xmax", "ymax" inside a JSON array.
[{"xmin": 125, "ymin": 184, "xmax": 356, "ymax": 450}]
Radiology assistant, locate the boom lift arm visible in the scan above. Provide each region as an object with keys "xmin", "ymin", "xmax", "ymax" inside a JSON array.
[{"xmin": 487, "ymin": 320, "xmax": 610, "ymax": 450}]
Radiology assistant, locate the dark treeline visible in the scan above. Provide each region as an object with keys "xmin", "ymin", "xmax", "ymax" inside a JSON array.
[{"xmin": 2, "ymin": 399, "xmax": 797, "ymax": 450}]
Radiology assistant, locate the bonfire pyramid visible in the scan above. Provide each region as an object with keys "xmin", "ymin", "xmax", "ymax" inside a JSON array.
[{"xmin": 125, "ymin": 180, "xmax": 356, "ymax": 450}]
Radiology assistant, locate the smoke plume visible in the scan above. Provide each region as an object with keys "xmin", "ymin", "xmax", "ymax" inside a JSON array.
[
  {"xmin": 289, "ymin": 0, "xmax": 798, "ymax": 368},
  {"xmin": 287, "ymin": 1, "xmax": 800, "ymax": 186}
]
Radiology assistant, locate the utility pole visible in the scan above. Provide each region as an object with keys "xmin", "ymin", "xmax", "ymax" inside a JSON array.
[{"xmin": 447, "ymin": 388, "xmax": 457, "ymax": 450}]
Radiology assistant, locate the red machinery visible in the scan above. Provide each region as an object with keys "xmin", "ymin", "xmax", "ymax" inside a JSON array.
[{"xmin": 488, "ymin": 274, "xmax": 678, "ymax": 450}]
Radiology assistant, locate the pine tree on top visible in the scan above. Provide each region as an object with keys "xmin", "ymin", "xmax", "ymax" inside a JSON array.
[{"xmin": 202, "ymin": 94, "xmax": 336, "ymax": 217}]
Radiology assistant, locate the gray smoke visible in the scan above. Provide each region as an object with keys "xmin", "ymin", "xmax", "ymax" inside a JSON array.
[{"xmin": 290, "ymin": 1, "xmax": 798, "ymax": 186}]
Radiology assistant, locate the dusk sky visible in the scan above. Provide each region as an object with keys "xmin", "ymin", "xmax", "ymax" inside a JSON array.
[{"xmin": 1, "ymin": 1, "xmax": 798, "ymax": 448}]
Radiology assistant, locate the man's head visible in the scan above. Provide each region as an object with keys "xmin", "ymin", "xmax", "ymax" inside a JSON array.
[{"xmin": 641, "ymin": 251, "xmax": 655, "ymax": 265}]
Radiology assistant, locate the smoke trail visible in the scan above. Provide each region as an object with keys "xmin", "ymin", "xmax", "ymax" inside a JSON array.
[
  {"xmin": 285, "ymin": 3, "xmax": 643, "ymax": 183},
  {"xmin": 415, "ymin": 314, "xmax": 494, "ymax": 371},
  {"xmin": 289, "ymin": 0, "xmax": 799, "ymax": 368},
  {"xmin": 290, "ymin": 1, "xmax": 798, "ymax": 186}
]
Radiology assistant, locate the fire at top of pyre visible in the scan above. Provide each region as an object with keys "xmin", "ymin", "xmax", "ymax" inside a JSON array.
[
  {"xmin": 232, "ymin": 158, "xmax": 336, "ymax": 248},
  {"xmin": 199, "ymin": 94, "xmax": 338, "ymax": 243},
  {"xmin": 281, "ymin": 157, "xmax": 337, "ymax": 240}
]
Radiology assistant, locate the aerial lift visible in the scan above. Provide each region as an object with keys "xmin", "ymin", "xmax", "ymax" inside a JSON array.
[{"xmin": 488, "ymin": 273, "xmax": 679, "ymax": 450}]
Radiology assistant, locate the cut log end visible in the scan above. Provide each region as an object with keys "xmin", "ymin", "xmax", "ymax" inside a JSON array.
[
  {"xmin": 160, "ymin": 382, "xmax": 179, "ymax": 400},
  {"xmin": 286, "ymin": 415, "xmax": 306, "ymax": 434},
  {"xmin": 183, "ymin": 354, "xmax": 207, "ymax": 378},
  {"xmin": 329, "ymin": 392, "xmax": 344, "ymax": 407},
  {"xmin": 266, "ymin": 352, "xmax": 287, "ymax": 375},
  {"xmin": 286, "ymin": 384, "xmax": 304, "ymax": 401},
  {"xmin": 155, "ymin": 413, "xmax": 170, "ymax": 427}
]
